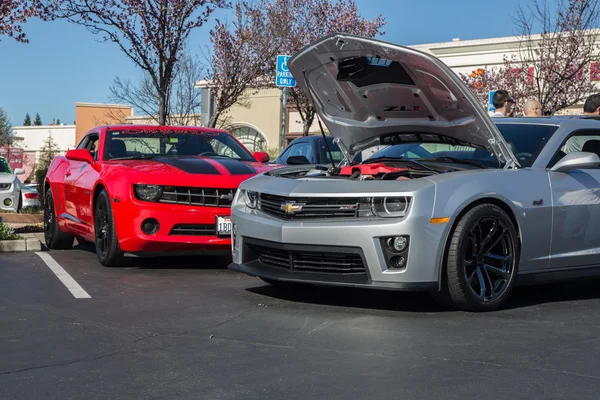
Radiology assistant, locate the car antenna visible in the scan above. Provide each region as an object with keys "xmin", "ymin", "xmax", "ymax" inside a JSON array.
[{"xmin": 302, "ymin": 68, "xmax": 336, "ymax": 171}]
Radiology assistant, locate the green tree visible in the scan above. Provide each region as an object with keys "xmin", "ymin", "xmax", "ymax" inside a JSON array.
[
  {"xmin": 23, "ymin": 112, "xmax": 31, "ymax": 126},
  {"xmin": 35, "ymin": 135, "xmax": 59, "ymax": 204},
  {"xmin": 56, "ymin": 118, "xmax": 61, "ymax": 125},
  {"xmin": 0, "ymin": 107, "xmax": 12, "ymax": 146},
  {"xmin": 33, "ymin": 112, "xmax": 42, "ymax": 125}
]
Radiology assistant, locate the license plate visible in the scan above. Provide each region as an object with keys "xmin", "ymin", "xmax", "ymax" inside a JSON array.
[{"xmin": 216, "ymin": 216, "xmax": 231, "ymax": 236}]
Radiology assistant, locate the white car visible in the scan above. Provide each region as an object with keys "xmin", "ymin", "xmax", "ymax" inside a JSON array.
[
  {"xmin": 0, "ymin": 157, "xmax": 25, "ymax": 212},
  {"xmin": 20, "ymin": 185, "xmax": 40, "ymax": 209}
]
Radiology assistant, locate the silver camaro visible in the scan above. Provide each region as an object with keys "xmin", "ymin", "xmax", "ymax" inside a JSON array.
[{"xmin": 228, "ymin": 33, "xmax": 600, "ymax": 311}]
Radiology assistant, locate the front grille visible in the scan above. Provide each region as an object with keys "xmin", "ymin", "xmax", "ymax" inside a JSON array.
[
  {"xmin": 169, "ymin": 224, "xmax": 215, "ymax": 236},
  {"xmin": 159, "ymin": 187, "xmax": 235, "ymax": 207},
  {"xmin": 247, "ymin": 242, "xmax": 366, "ymax": 275},
  {"xmin": 0, "ymin": 183, "xmax": 10, "ymax": 190},
  {"xmin": 259, "ymin": 193, "xmax": 360, "ymax": 219}
]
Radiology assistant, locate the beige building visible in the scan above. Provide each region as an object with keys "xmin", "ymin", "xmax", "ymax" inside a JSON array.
[{"xmin": 74, "ymin": 102, "xmax": 134, "ymax": 144}]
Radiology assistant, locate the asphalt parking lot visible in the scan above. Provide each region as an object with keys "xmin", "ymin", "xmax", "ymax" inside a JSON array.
[{"xmin": 2, "ymin": 243, "xmax": 600, "ymax": 399}]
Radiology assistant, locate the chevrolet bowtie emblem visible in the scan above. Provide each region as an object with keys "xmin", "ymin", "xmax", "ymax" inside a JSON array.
[{"xmin": 280, "ymin": 201, "xmax": 304, "ymax": 214}]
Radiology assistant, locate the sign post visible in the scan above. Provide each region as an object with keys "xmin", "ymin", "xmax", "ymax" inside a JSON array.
[{"xmin": 276, "ymin": 55, "xmax": 296, "ymax": 151}]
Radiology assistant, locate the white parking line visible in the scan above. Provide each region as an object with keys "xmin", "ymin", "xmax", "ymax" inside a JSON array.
[{"xmin": 35, "ymin": 252, "xmax": 91, "ymax": 299}]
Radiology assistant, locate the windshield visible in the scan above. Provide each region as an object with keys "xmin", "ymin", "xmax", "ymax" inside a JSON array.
[
  {"xmin": 363, "ymin": 123, "xmax": 559, "ymax": 168},
  {"xmin": 103, "ymin": 129, "xmax": 255, "ymax": 162},
  {"xmin": 319, "ymin": 138, "xmax": 344, "ymax": 164},
  {"xmin": 0, "ymin": 157, "xmax": 10, "ymax": 174}
]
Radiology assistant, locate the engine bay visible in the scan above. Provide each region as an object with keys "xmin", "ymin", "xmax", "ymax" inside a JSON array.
[{"xmin": 267, "ymin": 160, "xmax": 458, "ymax": 181}]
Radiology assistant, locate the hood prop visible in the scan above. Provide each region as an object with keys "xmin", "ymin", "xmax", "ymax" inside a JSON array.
[{"xmin": 301, "ymin": 68, "xmax": 338, "ymax": 172}]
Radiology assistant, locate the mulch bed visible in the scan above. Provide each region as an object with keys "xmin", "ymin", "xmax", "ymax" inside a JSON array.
[
  {"xmin": 13, "ymin": 225, "xmax": 44, "ymax": 234},
  {"xmin": 0, "ymin": 213, "xmax": 43, "ymax": 224}
]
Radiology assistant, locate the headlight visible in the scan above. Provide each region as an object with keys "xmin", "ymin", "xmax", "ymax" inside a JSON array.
[
  {"xmin": 134, "ymin": 184, "xmax": 163, "ymax": 202},
  {"xmin": 373, "ymin": 197, "xmax": 409, "ymax": 218},
  {"xmin": 243, "ymin": 190, "xmax": 258, "ymax": 209}
]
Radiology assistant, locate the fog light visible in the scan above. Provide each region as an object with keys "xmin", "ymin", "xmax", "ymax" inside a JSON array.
[
  {"xmin": 141, "ymin": 218, "xmax": 160, "ymax": 235},
  {"xmin": 3, "ymin": 198, "xmax": 12, "ymax": 206},
  {"xmin": 386, "ymin": 236, "xmax": 408, "ymax": 253},
  {"xmin": 391, "ymin": 255, "xmax": 406, "ymax": 269}
]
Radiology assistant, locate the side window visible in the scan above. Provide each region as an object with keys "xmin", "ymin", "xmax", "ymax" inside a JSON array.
[
  {"xmin": 76, "ymin": 136, "xmax": 89, "ymax": 149},
  {"xmin": 549, "ymin": 130, "xmax": 600, "ymax": 168}
]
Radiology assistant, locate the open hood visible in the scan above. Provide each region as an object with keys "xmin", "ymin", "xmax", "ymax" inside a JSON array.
[{"xmin": 287, "ymin": 33, "xmax": 519, "ymax": 168}]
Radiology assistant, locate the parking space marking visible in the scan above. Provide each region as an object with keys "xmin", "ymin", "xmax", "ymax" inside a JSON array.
[{"xmin": 35, "ymin": 252, "xmax": 91, "ymax": 299}]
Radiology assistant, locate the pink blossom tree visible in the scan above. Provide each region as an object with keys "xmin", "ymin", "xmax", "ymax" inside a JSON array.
[
  {"xmin": 206, "ymin": 0, "xmax": 286, "ymax": 128},
  {"xmin": 1, "ymin": 1, "xmax": 38, "ymax": 43},
  {"xmin": 38, "ymin": 0, "xmax": 229, "ymax": 125},
  {"xmin": 461, "ymin": 0, "xmax": 600, "ymax": 115},
  {"xmin": 267, "ymin": 0, "xmax": 386, "ymax": 136},
  {"xmin": 209, "ymin": 0, "xmax": 385, "ymax": 135}
]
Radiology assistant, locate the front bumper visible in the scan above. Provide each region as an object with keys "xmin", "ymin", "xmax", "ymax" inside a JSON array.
[
  {"xmin": 0, "ymin": 186, "xmax": 19, "ymax": 212},
  {"xmin": 229, "ymin": 208, "xmax": 448, "ymax": 291},
  {"xmin": 112, "ymin": 200, "xmax": 233, "ymax": 255}
]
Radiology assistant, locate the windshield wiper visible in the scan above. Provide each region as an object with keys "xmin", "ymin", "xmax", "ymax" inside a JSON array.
[
  {"xmin": 426, "ymin": 156, "xmax": 486, "ymax": 168},
  {"xmin": 361, "ymin": 156, "xmax": 439, "ymax": 172}
]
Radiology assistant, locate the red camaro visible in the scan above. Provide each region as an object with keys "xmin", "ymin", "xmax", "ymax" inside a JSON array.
[{"xmin": 43, "ymin": 125, "xmax": 278, "ymax": 266}]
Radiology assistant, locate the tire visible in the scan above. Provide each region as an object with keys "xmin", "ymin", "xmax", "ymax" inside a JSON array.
[
  {"xmin": 16, "ymin": 191, "xmax": 22, "ymax": 213},
  {"xmin": 94, "ymin": 189, "xmax": 126, "ymax": 267},
  {"xmin": 435, "ymin": 204, "xmax": 519, "ymax": 312},
  {"xmin": 44, "ymin": 188, "xmax": 75, "ymax": 250}
]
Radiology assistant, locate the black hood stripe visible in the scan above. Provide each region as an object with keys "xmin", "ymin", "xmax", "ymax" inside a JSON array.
[
  {"xmin": 212, "ymin": 158, "xmax": 256, "ymax": 175},
  {"xmin": 154, "ymin": 156, "xmax": 220, "ymax": 174}
]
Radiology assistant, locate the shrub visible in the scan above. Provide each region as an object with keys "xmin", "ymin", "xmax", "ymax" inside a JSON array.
[
  {"xmin": 0, "ymin": 222, "xmax": 21, "ymax": 240},
  {"xmin": 34, "ymin": 136, "xmax": 59, "ymax": 207},
  {"xmin": 267, "ymin": 147, "xmax": 281, "ymax": 160}
]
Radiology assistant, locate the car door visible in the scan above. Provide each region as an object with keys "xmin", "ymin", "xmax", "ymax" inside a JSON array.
[
  {"xmin": 549, "ymin": 130, "xmax": 600, "ymax": 269},
  {"xmin": 63, "ymin": 132, "xmax": 99, "ymax": 232}
]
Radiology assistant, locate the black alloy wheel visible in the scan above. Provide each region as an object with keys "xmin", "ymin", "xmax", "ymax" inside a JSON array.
[
  {"xmin": 94, "ymin": 189, "xmax": 126, "ymax": 267},
  {"xmin": 437, "ymin": 203, "xmax": 519, "ymax": 312},
  {"xmin": 44, "ymin": 188, "xmax": 74, "ymax": 249}
]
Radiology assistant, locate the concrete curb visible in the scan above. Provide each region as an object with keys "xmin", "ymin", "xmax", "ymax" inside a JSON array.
[{"xmin": 0, "ymin": 233, "xmax": 43, "ymax": 253}]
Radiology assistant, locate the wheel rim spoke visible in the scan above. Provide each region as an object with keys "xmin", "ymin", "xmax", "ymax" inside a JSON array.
[
  {"xmin": 475, "ymin": 266, "xmax": 486, "ymax": 299},
  {"xmin": 485, "ymin": 253, "xmax": 512, "ymax": 263},
  {"xmin": 483, "ymin": 263, "xmax": 509, "ymax": 279},
  {"xmin": 481, "ymin": 228, "xmax": 506, "ymax": 256},
  {"xmin": 479, "ymin": 220, "xmax": 498, "ymax": 252}
]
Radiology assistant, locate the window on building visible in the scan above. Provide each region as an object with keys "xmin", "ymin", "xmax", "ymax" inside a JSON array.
[{"xmin": 230, "ymin": 125, "xmax": 267, "ymax": 153}]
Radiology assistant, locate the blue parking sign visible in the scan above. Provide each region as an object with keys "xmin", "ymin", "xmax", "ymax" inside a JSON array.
[
  {"xmin": 488, "ymin": 90, "xmax": 496, "ymax": 113},
  {"xmin": 276, "ymin": 55, "xmax": 296, "ymax": 87}
]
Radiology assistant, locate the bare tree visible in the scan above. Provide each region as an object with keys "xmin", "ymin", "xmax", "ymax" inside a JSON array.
[
  {"xmin": 109, "ymin": 51, "xmax": 204, "ymax": 125},
  {"xmin": 38, "ymin": 0, "xmax": 228, "ymax": 125},
  {"xmin": 263, "ymin": 0, "xmax": 386, "ymax": 136}
]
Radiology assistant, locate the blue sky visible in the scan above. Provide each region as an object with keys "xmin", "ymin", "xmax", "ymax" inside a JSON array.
[{"xmin": 0, "ymin": 0, "xmax": 526, "ymax": 127}]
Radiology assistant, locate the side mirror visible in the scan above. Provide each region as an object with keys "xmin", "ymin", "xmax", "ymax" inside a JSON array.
[
  {"xmin": 551, "ymin": 152, "xmax": 600, "ymax": 172},
  {"xmin": 66, "ymin": 149, "xmax": 95, "ymax": 164},
  {"xmin": 13, "ymin": 168, "xmax": 25, "ymax": 175},
  {"xmin": 287, "ymin": 155, "xmax": 311, "ymax": 165},
  {"xmin": 253, "ymin": 151, "xmax": 270, "ymax": 163}
]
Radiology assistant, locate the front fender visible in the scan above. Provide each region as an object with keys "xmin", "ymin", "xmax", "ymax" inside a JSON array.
[{"xmin": 430, "ymin": 169, "xmax": 552, "ymax": 276}]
